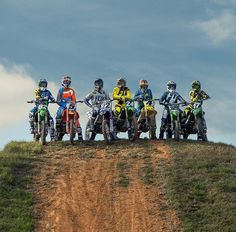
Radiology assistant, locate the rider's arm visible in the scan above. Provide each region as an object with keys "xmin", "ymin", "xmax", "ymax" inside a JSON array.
[
  {"xmin": 159, "ymin": 92, "xmax": 167, "ymax": 104},
  {"xmin": 35, "ymin": 89, "xmax": 41, "ymax": 100},
  {"xmin": 134, "ymin": 90, "xmax": 141, "ymax": 100},
  {"xmin": 84, "ymin": 92, "xmax": 93, "ymax": 108},
  {"xmin": 201, "ymin": 90, "xmax": 210, "ymax": 100},
  {"xmin": 71, "ymin": 88, "xmax": 76, "ymax": 102},
  {"xmin": 147, "ymin": 89, "xmax": 153, "ymax": 100},
  {"xmin": 125, "ymin": 88, "xmax": 131, "ymax": 100},
  {"xmin": 112, "ymin": 87, "xmax": 121, "ymax": 100},
  {"xmin": 48, "ymin": 90, "xmax": 55, "ymax": 102}
]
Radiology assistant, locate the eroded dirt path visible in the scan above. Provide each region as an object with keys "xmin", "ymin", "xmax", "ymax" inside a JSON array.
[{"xmin": 33, "ymin": 140, "xmax": 180, "ymax": 232}]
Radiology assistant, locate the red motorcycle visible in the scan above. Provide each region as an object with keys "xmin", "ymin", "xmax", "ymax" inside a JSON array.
[{"xmin": 56, "ymin": 101, "xmax": 83, "ymax": 144}]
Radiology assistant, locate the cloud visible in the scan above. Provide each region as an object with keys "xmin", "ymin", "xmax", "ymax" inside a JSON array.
[
  {"xmin": 210, "ymin": 0, "xmax": 236, "ymax": 5},
  {"xmin": 195, "ymin": 12, "xmax": 236, "ymax": 45},
  {"xmin": 0, "ymin": 62, "xmax": 58, "ymax": 128}
]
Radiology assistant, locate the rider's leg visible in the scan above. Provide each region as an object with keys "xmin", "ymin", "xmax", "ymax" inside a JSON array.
[
  {"xmin": 75, "ymin": 112, "xmax": 83, "ymax": 140},
  {"xmin": 48, "ymin": 114, "xmax": 56, "ymax": 141},
  {"xmin": 159, "ymin": 109, "xmax": 168, "ymax": 139},
  {"xmin": 29, "ymin": 107, "xmax": 37, "ymax": 134},
  {"xmin": 89, "ymin": 109, "xmax": 98, "ymax": 131}
]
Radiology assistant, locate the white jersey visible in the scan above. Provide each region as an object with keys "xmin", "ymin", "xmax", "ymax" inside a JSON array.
[{"xmin": 84, "ymin": 89, "xmax": 110, "ymax": 108}]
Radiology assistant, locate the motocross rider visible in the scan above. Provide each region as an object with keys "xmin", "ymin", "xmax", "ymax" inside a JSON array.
[
  {"xmin": 159, "ymin": 81, "xmax": 186, "ymax": 139},
  {"xmin": 84, "ymin": 78, "xmax": 113, "ymax": 133},
  {"xmin": 56, "ymin": 76, "xmax": 83, "ymax": 140},
  {"xmin": 29, "ymin": 79, "xmax": 56, "ymax": 141},
  {"xmin": 134, "ymin": 80, "xmax": 157, "ymax": 134},
  {"xmin": 183, "ymin": 80, "xmax": 210, "ymax": 136},
  {"xmin": 112, "ymin": 78, "xmax": 132, "ymax": 117}
]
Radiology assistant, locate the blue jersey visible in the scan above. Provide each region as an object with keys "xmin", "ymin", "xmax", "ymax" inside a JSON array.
[
  {"xmin": 35, "ymin": 89, "xmax": 55, "ymax": 102},
  {"xmin": 134, "ymin": 88, "xmax": 153, "ymax": 109}
]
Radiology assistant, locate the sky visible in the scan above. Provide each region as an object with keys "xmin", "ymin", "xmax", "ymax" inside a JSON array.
[{"xmin": 0, "ymin": 0, "xmax": 236, "ymax": 148}]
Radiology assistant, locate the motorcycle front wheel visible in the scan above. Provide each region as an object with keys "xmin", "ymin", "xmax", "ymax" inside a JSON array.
[
  {"xmin": 40, "ymin": 120, "xmax": 46, "ymax": 145},
  {"xmin": 69, "ymin": 119, "xmax": 75, "ymax": 144},
  {"xmin": 85, "ymin": 121, "xmax": 96, "ymax": 141},
  {"xmin": 102, "ymin": 119, "xmax": 112, "ymax": 143},
  {"xmin": 128, "ymin": 116, "xmax": 137, "ymax": 141}
]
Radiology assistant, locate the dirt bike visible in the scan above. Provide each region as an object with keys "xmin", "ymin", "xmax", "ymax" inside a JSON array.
[
  {"xmin": 27, "ymin": 99, "xmax": 54, "ymax": 145},
  {"xmin": 113, "ymin": 99, "xmax": 137, "ymax": 141},
  {"xmin": 182, "ymin": 100, "xmax": 208, "ymax": 141},
  {"xmin": 85, "ymin": 100, "xmax": 114, "ymax": 143},
  {"xmin": 56, "ymin": 100, "xmax": 83, "ymax": 144},
  {"xmin": 135, "ymin": 99, "xmax": 159, "ymax": 140},
  {"xmin": 164, "ymin": 102, "xmax": 186, "ymax": 141}
]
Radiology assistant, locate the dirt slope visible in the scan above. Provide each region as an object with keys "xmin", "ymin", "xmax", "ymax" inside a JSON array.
[{"xmin": 33, "ymin": 140, "xmax": 180, "ymax": 232}]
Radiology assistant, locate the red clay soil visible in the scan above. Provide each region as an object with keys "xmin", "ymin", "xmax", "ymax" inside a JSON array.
[{"xmin": 33, "ymin": 141, "xmax": 180, "ymax": 232}]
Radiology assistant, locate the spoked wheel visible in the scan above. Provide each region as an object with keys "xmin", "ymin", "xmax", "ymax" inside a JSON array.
[
  {"xmin": 102, "ymin": 119, "xmax": 112, "ymax": 143},
  {"xmin": 128, "ymin": 116, "xmax": 137, "ymax": 141},
  {"xmin": 85, "ymin": 121, "xmax": 96, "ymax": 141},
  {"xmin": 40, "ymin": 120, "xmax": 46, "ymax": 145},
  {"xmin": 173, "ymin": 120, "xmax": 180, "ymax": 141},
  {"xmin": 69, "ymin": 119, "xmax": 75, "ymax": 144}
]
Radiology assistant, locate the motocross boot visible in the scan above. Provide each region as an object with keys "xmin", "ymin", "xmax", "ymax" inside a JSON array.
[
  {"xmin": 78, "ymin": 127, "xmax": 83, "ymax": 141},
  {"xmin": 159, "ymin": 129, "xmax": 165, "ymax": 140}
]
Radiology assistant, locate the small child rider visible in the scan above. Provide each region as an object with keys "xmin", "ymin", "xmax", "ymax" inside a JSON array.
[
  {"xmin": 112, "ymin": 77, "xmax": 132, "ymax": 117},
  {"xmin": 159, "ymin": 81, "xmax": 186, "ymax": 139},
  {"xmin": 56, "ymin": 76, "xmax": 83, "ymax": 140},
  {"xmin": 29, "ymin": 79, "xmax": 56, "ymax": 141}
]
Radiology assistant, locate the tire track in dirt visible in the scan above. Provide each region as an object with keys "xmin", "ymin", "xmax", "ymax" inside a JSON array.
[{"xmin": 33, "ymin": 141, "xmax": 180, "ymax": 232}]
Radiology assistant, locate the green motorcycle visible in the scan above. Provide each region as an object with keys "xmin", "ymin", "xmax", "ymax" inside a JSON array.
[
  {"xmin": 113, "ymin": 99, "xmax": 137, "ymax": 141},
  {"xmin": 183, "ymin": 100, "xmax": 208, "ymax": 141},
  {"xmin": 27, "ymin": 99, "xmax": 53, "ymax": 145},
  {"xmin": 162, "ymin": 102, "xmax": 185, "ymax": 141}
]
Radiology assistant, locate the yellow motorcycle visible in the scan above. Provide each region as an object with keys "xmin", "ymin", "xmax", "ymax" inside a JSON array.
[{"xmin": 135, "ymin": 99, "xmax": 159, "ymax": 139}]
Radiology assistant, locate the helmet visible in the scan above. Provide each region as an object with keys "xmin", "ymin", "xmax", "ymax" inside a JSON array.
[
  {"xmin": 192, "ymin": 80, "xmax": 201, "ymax": 91},
  {"xmin": 94, "ymin": 78, "xmax": 103, "ymax": 90},
  {"xmin": 139, "ymin": 79, "xmax": 148, "ymax": 90},
  {"xmin": 62, "ymin": 76, "xmax": 71, "ymax": 88},
  {"xmin": 117, "ymin": 78, "xmax": 126, "ymax": 87},
  {"xmin": 38, "ymin": 79, "xmax": 48, "ymax": 91},
  {"xmin": 167, "ymin": 81, "xmax": 176, "ymax": 92}
]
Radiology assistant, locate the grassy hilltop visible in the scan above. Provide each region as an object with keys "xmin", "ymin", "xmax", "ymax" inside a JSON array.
[{"xmin": 0, "ymin": 140, "xmax": 235, "ymax": 232}]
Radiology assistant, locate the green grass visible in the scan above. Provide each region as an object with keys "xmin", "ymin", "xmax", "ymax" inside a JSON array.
[
  {"xmin": 0, "ymin": 141, "xmax": 41, "ymax": 232},
  {"xmin": 163, "ymin": 141, "xmax": 236, "ymax": 232}
]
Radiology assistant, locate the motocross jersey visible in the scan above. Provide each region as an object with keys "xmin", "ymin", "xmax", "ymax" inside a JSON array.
[
  {"xmin": 34, "ymin": 89, "xmax": 55, "ymax": 103},
  {"xmin": 159, "ymin": 91, "xmax": 185, "ymax": 105},
  {"xmin": 57, "ymin": 87, "xmax": 76, "ymax": 108},
  {"xmin": 112, "ymin": 86, "xmax": 131, "ymax": 105},
  {"xmin": 134, "ymin": 88, "xmax": 153, "ymax": 109},
  {"xmin": 189, "ymin": 90, "xmax": 210, "ymax": 103},
  {"xmin": 84, "ymin": 89, "xmax": 110, "ymax": 108}
]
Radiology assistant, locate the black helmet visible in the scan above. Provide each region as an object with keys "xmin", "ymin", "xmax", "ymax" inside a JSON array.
[
  {"xmin": 38, "ymin": 79, "xmax": 48, "ymax": 91},
  {"xmin": 94, "ymin": 78, "xmax": 103, "ymax": 90},
  {"xmin": 117, "ymin": 77, "xmax": 126, "ymax": 87},
  {"xmin": 167, "ymin": 80, "xmax": 176, "ymax": 91}
]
